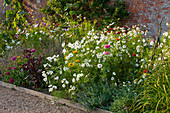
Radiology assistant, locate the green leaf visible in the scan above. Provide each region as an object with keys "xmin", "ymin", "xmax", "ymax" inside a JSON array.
[{"xmin": 5, "ymin": 0, "xmax": 12, "ymax": 5}]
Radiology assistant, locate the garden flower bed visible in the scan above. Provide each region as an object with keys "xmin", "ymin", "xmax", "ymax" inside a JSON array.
[
  {"xmin": 0, "ymin": 20, "xmax": 169, "ymax": 112},
  {"xmin": 0, "ymin": 1, "xmax": 169, "ymax": 112}
]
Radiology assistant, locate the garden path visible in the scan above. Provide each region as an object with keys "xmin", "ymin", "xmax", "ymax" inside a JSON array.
[{"xmin": 0, "ymin": 85, "xmax": 85, "ymax": 113}]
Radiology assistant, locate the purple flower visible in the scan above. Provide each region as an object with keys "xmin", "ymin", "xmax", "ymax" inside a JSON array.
[
  {"xmin": 31, "ymin": 49, "xmax": 35, "ymax": 53},
  {"xmin": 104, "ymin": 52, "xmax": 110, "ymax": 55},
  {"xmin": 12, "ymin": 67, "xmax": 16, "ymax": 70},
  {"xmin": 11, "ymin": 57, "xmax": 16, "ymax": 61},
  {"xmin": 8, "ymin": 67, "xmax": 11, "ymax": 70},
  {"xmin": 105, "ymin": 45, "xmax": 110, "ymax": 48},
  {"xmin": 10, "ymin": 78, "xmax": 14, "ymax": 84},
  {"xmin": 6, "ymin": 72, "xmax": 10, "ymax": 75}
]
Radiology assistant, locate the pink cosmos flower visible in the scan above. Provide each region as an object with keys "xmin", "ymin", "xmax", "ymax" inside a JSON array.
[
  {"xmin": 104, "ymin": 52, "xmax": 110, "ymax": 55},
  {"xmin": 8, "ymin": 67, "xmax": 11, "ymax": 70},
  {"xmin": 105, "ymin": 45, "xmax": 110, "ymax": 48},
  {"xmin": 6, "ymin": 72, "xmax": 10, "ymax": 75},
  {"xmin": 31, "ymin": 49, "xmax": 35, "ymax": 53},
  {"xmin": 12, "ymin": 67, "xmax": 16, "ymax": 70},
  {"xmin": 10, "ymin": 78, "xmax": 14, "ymax": 84}
]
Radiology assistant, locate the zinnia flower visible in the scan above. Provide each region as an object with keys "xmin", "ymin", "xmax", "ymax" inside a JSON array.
[
  {"xmin": 116, "ymin": 38, "xmax": 120, "ymax": 41},
  {"xmin": 104, "ymin": 52, "xmax": 110, "ymax": 55},
  {"xmin": 68, "ymin": 63, "xmax": 74, "ymax": 67},
  {"xmin": 143, "ymin": 70, "xmax": 147, "ymax": 73},
  {"xmin": 6, "ymin": 72, "xmax": 10, "ymax": 75},
  {"xmin": 8, "ymin": 67, "xmax": 11, "ymax": 70},
  {"xmin": 10, "ymin": 78, "xmax": 14, "ymax": 84},
  {"xmin": 11, "ymin": 57, "xmax": 16, "ymax": 61},
  {"xmin": 132, "ymin": 54, "xmax": 136, "ymax": 56},
  {"xmin": 76, "ymin": 59, "xmax": 80, "ymax": 63},
  {"xmin": 117, "ymin": 31, "xmax": 122, "ymax": 34},
  {"xmin": 109, "ymin": 28, "xmax": 113, "ymax": 31},
  {"xmin": 73, "ymin": 51, "xmax": 78, "ymax": 54},
  {"xmin": 105, "ymin": 45, "xmax": 110, "ymax": 48},
  {"xmin": 107, "ymin": 31, "xmax": 111, "ymax": 33}
]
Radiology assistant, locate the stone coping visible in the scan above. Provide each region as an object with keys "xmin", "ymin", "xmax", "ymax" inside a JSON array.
[{"xmin": 0, "ymin": 81, "xmax": 112, "ymax": 113}]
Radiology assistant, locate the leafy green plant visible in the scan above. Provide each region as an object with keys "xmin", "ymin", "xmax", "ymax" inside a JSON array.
[
  {"xmin": 132, "ymin": 30, "xmax": 170, "ymax": 113},
  {"xmin": 0, "ymin": 0, "xmax": 27, "ymax": 56}
]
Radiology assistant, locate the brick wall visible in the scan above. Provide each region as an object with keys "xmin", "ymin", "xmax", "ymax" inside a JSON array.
[
  {"xmin": 0, "ymin": 0, "xmax": 170, "ymax": 37},
  {"xmin": 22, "ymin": 0, "xmax": 46, "ymax": 23},
  {"xmin": 115, "ymin": 0, "xmax": 170, "ymax": 38}
]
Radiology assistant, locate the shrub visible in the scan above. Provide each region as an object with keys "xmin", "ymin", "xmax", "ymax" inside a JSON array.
[{"xmin": 40, "ymin": 0, "xmax": 130, "ymax": 28}]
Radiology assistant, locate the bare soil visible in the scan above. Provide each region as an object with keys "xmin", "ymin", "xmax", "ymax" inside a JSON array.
[{"xmin": 0, "ymin": 85, "xmax": 86, "ymax": 113}]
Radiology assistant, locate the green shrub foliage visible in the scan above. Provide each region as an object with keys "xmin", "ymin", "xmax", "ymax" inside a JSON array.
[{"xmin": 41, "ymin": 0, "xmax": 130, "ymax": 28}]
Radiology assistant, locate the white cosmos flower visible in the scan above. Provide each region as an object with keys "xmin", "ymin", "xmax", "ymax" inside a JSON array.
[
  {"xmin": 48, "ymin": 85, "xmax": 52, "ymax": 87},
  {"xmin": 97, "ymin": 64, "xmax": 102, "ymax": 69},
  {"xmin": 52, "ymin": 86, "xmax": 57, "ymax": 89},
  {"xmin": 62, "ymin": 49, "xmax": 66, "ymax": 54},
  {"xmin": 54, "ymin": 76, "xmax": 59, "ymax": 80},
  {"xmin": 65, "ymin": 61, "xmax": 68, "ymax": 64},
  {"xmin": 111, "ymin": 77, "xmax": 114, "ymax": 80},
  {"xmin": 42, "ymin": 73, "xmax": 47, "ymax": 78},
  {"xmin": 62, "ymin": 42, "xmax": 65, "ymax": 47},
  {"xmin": 48, "ymin": 71, "xmax": 53, "ymax": 75},
  {"xmin": 73, "ymin": 73, "xmax": 76, "ymax": 77},
  {"xmin": 163, "ymin": 32, "xmax": 168, "ymax": 36},
  {"xmin": 96, "ymin": 53, "xmax": 103, "ymax": 59},
  {"xmin": 72, "ymin": 86, "xmax": 75, "ymax": 90},
  {"xmin": 68, "ymin": 53, "xmax": 73, "ymax": 57},
  {"xmin": 43, "ymin": 78, "xmax": 47, "ymax": 82},
  {"xmin": 72, "ymin": 78, "xmax": 76, "ymax": 82},
  {"xmin": 49, "ymin": 88, "xmax": 53, "ymax": 92},
  {"xmin": 46, "ymin": 57, "xmax": 52, "ymax": 62},
  {"xmin": 123, "ymin": 45, "xmax": 126, "ymax": 48},
  {"xmin": 53, "ymin": 58, "xmax": 57, "ymax": 62},
  {"xmin": 81, "ymin": 63, "xmax": 85, "ymax": 68},
  {"xmin": 62, "ymin": 84, "xmax": 66, "ymax": 88},
  {"xmin": 65, "ymin": 80, "xmax": 69, "ymax": 84},
  {"xmin": 112, "ymin": 72, "xmax": 116, "ymax": 75}
]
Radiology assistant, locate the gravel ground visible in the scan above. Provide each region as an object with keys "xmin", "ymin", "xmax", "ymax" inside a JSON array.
[{"xmin": 0, "ymin": 85, "xmax": 86, "ymax": 113}]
